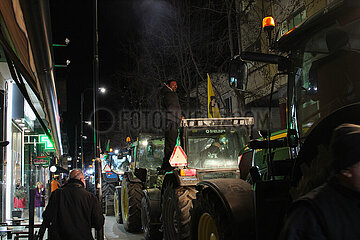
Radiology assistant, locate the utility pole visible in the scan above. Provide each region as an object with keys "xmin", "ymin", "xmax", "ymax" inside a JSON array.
[
  {"xmin": 74, "ymin": 124, "xmax": 78, "ymax": 168},
  {"xmin": 80, "ymin": 93, "xmax": 84, "ymax": 170},
  {"xmin": 93, "ymin": 0, "xmax": 103, "ymax": 239},
  {"xmin": 80, "ymin": 92, "xmax": 85, "ymax": 170}
]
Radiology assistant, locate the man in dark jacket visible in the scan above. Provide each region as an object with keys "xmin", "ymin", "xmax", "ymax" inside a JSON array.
[
  {"xmin": 160, "ymin": 79, "xmax": 182, "ymax": 171},
  {"xmin": 42, "ymin": 169, "xmax": 104, "ymax": 240},
  {"xmin": 279, "ymin": 123, "xmax": 360, "ymax": 240}
]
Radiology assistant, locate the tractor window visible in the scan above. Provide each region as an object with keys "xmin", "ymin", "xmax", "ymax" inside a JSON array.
[
  {"xmin": 186, "ymin": 127, "xmax": 249, "ymax": 169},
  {"xmin": 295, "ymin": 19, "xmax": 360, "ymax": 138},
  {"xmin": 136, "ymin": 138, "xmax": 164, "ymax": 170},
  {"xmin": 109, "ymin": 154, "xmax": 127, "ymax": 173}
]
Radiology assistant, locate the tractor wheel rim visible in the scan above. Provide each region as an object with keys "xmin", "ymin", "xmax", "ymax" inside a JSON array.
[
  {"xmin": 198, "ymin": 213, "xmax": 219, "ymax": 240},
  {"xmin": 114, "ymin": 193, "xmax": 118, "ymax": 217},
  {"xmin": 122, "ymin": 187, "xmax": 128, "ymax": 220}
]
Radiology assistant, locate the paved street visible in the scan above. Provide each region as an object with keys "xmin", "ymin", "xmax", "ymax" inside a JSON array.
[{"xmin": 104, "ymin": 216, "xmax": 144, "ymax": 240}]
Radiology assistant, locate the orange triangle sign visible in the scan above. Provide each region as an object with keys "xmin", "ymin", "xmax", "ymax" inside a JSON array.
[
  {"xmin": 103, "ymin": 163, "xmax": 111, "ymax": 172},
  {"xmin": 169, "ymin": 146, "xmax": 187, "ymax": 167}
]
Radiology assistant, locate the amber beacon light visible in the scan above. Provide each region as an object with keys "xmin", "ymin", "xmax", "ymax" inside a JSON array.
[{"xmin": 262, "ymin": 16, "xmax": 275, "ymax": 31}]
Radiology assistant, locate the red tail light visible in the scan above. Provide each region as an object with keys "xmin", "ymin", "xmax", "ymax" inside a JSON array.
[{"xmin": 180, "ymin": 169, "xmax": 196, "ymax": 176}]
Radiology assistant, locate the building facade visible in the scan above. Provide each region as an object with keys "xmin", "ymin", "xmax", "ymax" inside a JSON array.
[
  {"xmin": 0, "ymin": 0, "xmax": 64, "ymax": 222},
  {"xmin": 192, "ymin": 0, "xmax": 334, "ymax": 137}
]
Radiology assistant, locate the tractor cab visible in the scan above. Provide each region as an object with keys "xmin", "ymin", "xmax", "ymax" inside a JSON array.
[
  {"xmin": 128, "ymin": 133, "xmax": 164, "ymax": 188},
  {"xmin": 163, "ymin": 117, "xmax": 254, "ymax": 184},
  {"xmin": 132, "ymin": 134, "xmax": 164, "ymax": 170}
]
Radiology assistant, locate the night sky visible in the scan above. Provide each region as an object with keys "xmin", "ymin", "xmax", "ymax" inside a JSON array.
[
  {"xmin": 50, "ymin": 0, "xmax": 144, "ymax": 162},
  {"xmin": 50, "ymin": 0, "xmax": 227, "ymax": 165}
]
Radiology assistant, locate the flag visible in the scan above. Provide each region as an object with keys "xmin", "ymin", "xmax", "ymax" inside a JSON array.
[
  {"xmin": 105, "ymin": 139, "xmax": 110, "ymax": 152},
  {"xmin": 207, "ymin": 74, "xmax": 221, "ymax": 118}
]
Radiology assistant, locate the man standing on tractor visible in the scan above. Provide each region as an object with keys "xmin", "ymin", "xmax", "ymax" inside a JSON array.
[{"xmin": 160, "ymin": 78, "xmax": 182, "ymax": 172}]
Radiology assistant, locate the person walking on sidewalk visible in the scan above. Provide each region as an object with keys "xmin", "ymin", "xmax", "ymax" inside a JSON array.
[
  {"xmin": 42, "ymin": 169, "xmax": 104, "ymax": 240},
  {"xmin": 35, "ymin": 182, "xmax": 45, "ymax": 220},
  {"xmin": 50, "ymin": 176, "xmax": 61, "ymax": 193}
]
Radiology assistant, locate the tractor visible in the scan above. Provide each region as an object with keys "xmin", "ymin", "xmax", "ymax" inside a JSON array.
[
  {"xmin": 115, "ymin": 133, "xmax": 165, "ymax": 230},
  {"xmin": 101, "ymin": 147, "xmax": 129, "ymax": 216},
  {"xmin": 191, "ymin": 1, "xmax": 360, "ymax": 239},
  {"xmin": 138, "ymin": 117, "xmax": 254, "ymax": 240}
]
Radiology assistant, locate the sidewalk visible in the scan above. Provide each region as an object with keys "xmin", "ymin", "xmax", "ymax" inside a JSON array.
[{"xmin": 104, "ymin": 216, "xmax": 144, "ymax": 240}]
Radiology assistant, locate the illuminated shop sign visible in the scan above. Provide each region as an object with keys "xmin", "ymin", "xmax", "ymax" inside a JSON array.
[
  {"xmin": 39, "ymin": 135, "xmax": 55, "ymax": 150},
  {"xmin": 33, "ymin": 156, "xmax": 50, "ymax": 166}
]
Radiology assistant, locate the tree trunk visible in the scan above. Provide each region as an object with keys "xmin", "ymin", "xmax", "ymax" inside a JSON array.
[
  {"xmin": 236, "ymin": 0, "xmax": 242, "ymax": 54},
  {"xmin": 227, "ymin": 0, "xmax": 235, "ymax": 57}
]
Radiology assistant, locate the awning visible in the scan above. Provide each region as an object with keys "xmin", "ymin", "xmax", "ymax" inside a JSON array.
[{"xmin": 0, "ymin": 0, "xmax": 63, "ymax": 156}]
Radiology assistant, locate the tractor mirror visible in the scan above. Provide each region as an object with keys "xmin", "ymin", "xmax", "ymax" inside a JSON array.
[{"xmin": 287, "ymin": 129, "xmax": 298, "ymax": 148}]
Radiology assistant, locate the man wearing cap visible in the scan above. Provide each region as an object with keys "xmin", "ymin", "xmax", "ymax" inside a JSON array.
[{"xmin": 280, "ymin": 123, "xmax": 360, "ymax": 240}]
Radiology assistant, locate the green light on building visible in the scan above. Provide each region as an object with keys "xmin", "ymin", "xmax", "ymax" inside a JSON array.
[{"xmin": 39, "ymin": 135, "xmax": 54, "ymax": 150}]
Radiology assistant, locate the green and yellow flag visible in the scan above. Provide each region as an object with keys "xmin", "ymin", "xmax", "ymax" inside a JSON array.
[{"xmin": 207, "ymin": 74, "xmax": 221, "ymax": 118}]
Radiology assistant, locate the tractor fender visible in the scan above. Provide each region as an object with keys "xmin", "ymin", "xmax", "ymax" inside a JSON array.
[
  {"xmin": 196, "ymin": 178, "xmax": 255, "ymax": 233},
  {"xmin": 143, "ymin": 188, "xmax": 162, "ymax": 225},
  {"xmin": 145, "ymin": 188, "xmax": 161, "ymax": 201},
  {"xmin": 102, "ymin": 171, "xmax": 120, "ymax": 184},
  {"xmin": 123, "ymin": 171, "xmax": 142, "ymax": 184},
  {"xmin": 162, "ymin": 171, "xmax": 181, "ymax": 188}
]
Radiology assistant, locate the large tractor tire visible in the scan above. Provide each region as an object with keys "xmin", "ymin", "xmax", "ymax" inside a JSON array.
[
  {"xmin": 190, "ymin": 190, "xmax": 231, "ymax": 240},
  {"xmin": 114, "ymin": 186, "xmax": 123, "ymax": 224},
  {"xmin": 121, "ymin": 177, "xmax": 143, "ymax": 232},
  {"xmin": 141, "ymin": 196, "xmax": 162, "ymax": 240},
  {"xmin": 105, "ymin": 195, "xmax": 115, "ymax": 216},
  {"xmin": 162, "ymin": 183, "xmax": 197, "ymax": 240},
  {"xmin": 102, "ymin": 180, "xmax": 116, "ymax": 213},
  {"xmin": 190, "ymin": 179, "xmax": 254, "ymax": 240}
]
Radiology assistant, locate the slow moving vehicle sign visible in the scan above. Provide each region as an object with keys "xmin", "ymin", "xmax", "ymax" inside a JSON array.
[{"xmin": 169, "ymin": 146, "xmax": 187, "ymax": 167}]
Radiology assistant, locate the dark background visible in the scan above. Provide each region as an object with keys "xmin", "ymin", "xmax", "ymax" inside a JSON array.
[
  {"xmin": 50, "ymin": 0, "xmax": 233, "ymax": 167},
  {"xmin": 50, "ymin": 0, "xmax": 144, "ymax": 165}
]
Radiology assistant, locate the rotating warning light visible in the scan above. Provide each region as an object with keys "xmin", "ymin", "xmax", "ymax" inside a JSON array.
[{"xmin": 262, "ymin": 16, "xmax": 275, "ymax": 31}]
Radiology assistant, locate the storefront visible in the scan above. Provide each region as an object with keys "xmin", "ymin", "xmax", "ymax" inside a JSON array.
[
  {"xmin": 0, "ymin": 0, "xmax": 64, "ymax": 222},
  {"xmin": 0, "ymin": 77, "xmax": 58, "ymax": 221}
]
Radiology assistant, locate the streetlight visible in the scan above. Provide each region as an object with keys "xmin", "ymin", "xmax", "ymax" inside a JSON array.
[
  {"xmin": 99, "ymin": 87, "xmax": 106, "ymax": 94},
  {"xmin": 80, "ymin": 87, "xmax": 106, "ymax": 170}
]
